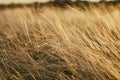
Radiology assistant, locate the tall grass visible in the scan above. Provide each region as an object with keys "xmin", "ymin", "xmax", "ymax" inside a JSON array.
[{"xmin": 0, "ymin": 3, "xmax": 120, "ymax": 80}]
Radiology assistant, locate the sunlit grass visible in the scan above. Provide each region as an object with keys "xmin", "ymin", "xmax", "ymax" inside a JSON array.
[{"xmin": 0, "ymin": 3, "xmax": 120, "ymax": 80}]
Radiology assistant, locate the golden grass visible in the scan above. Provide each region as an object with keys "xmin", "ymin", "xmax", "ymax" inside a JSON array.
[{"xmin": 0, "ymin": 4, "xmax": 120, "ymax": 80}]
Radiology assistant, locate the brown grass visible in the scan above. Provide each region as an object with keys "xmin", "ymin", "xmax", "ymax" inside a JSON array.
[{"xmin": 0, "ymin": 3, "xmax": 120, "ymax": 80}]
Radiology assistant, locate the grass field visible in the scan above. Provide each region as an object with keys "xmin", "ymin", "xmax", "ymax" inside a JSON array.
[{"xmin": 0, "ymin": 3, "xmax": 120, "ymax": 80}]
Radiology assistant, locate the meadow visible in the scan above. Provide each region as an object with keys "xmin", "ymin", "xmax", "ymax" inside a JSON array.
[{"xmin": 0, "ymin": 2, "xmax": 120, "ymax": 80}]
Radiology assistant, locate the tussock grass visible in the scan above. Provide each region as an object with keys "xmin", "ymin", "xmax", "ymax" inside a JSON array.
[{"xmin": 0, "ymin": 4, "xmax": 120, "ymax": 80}]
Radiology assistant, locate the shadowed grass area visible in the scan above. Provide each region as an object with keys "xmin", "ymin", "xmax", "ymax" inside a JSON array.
[{"xmin": 0, "ymin": 3, "xmax": 120, "ymax": 80}]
